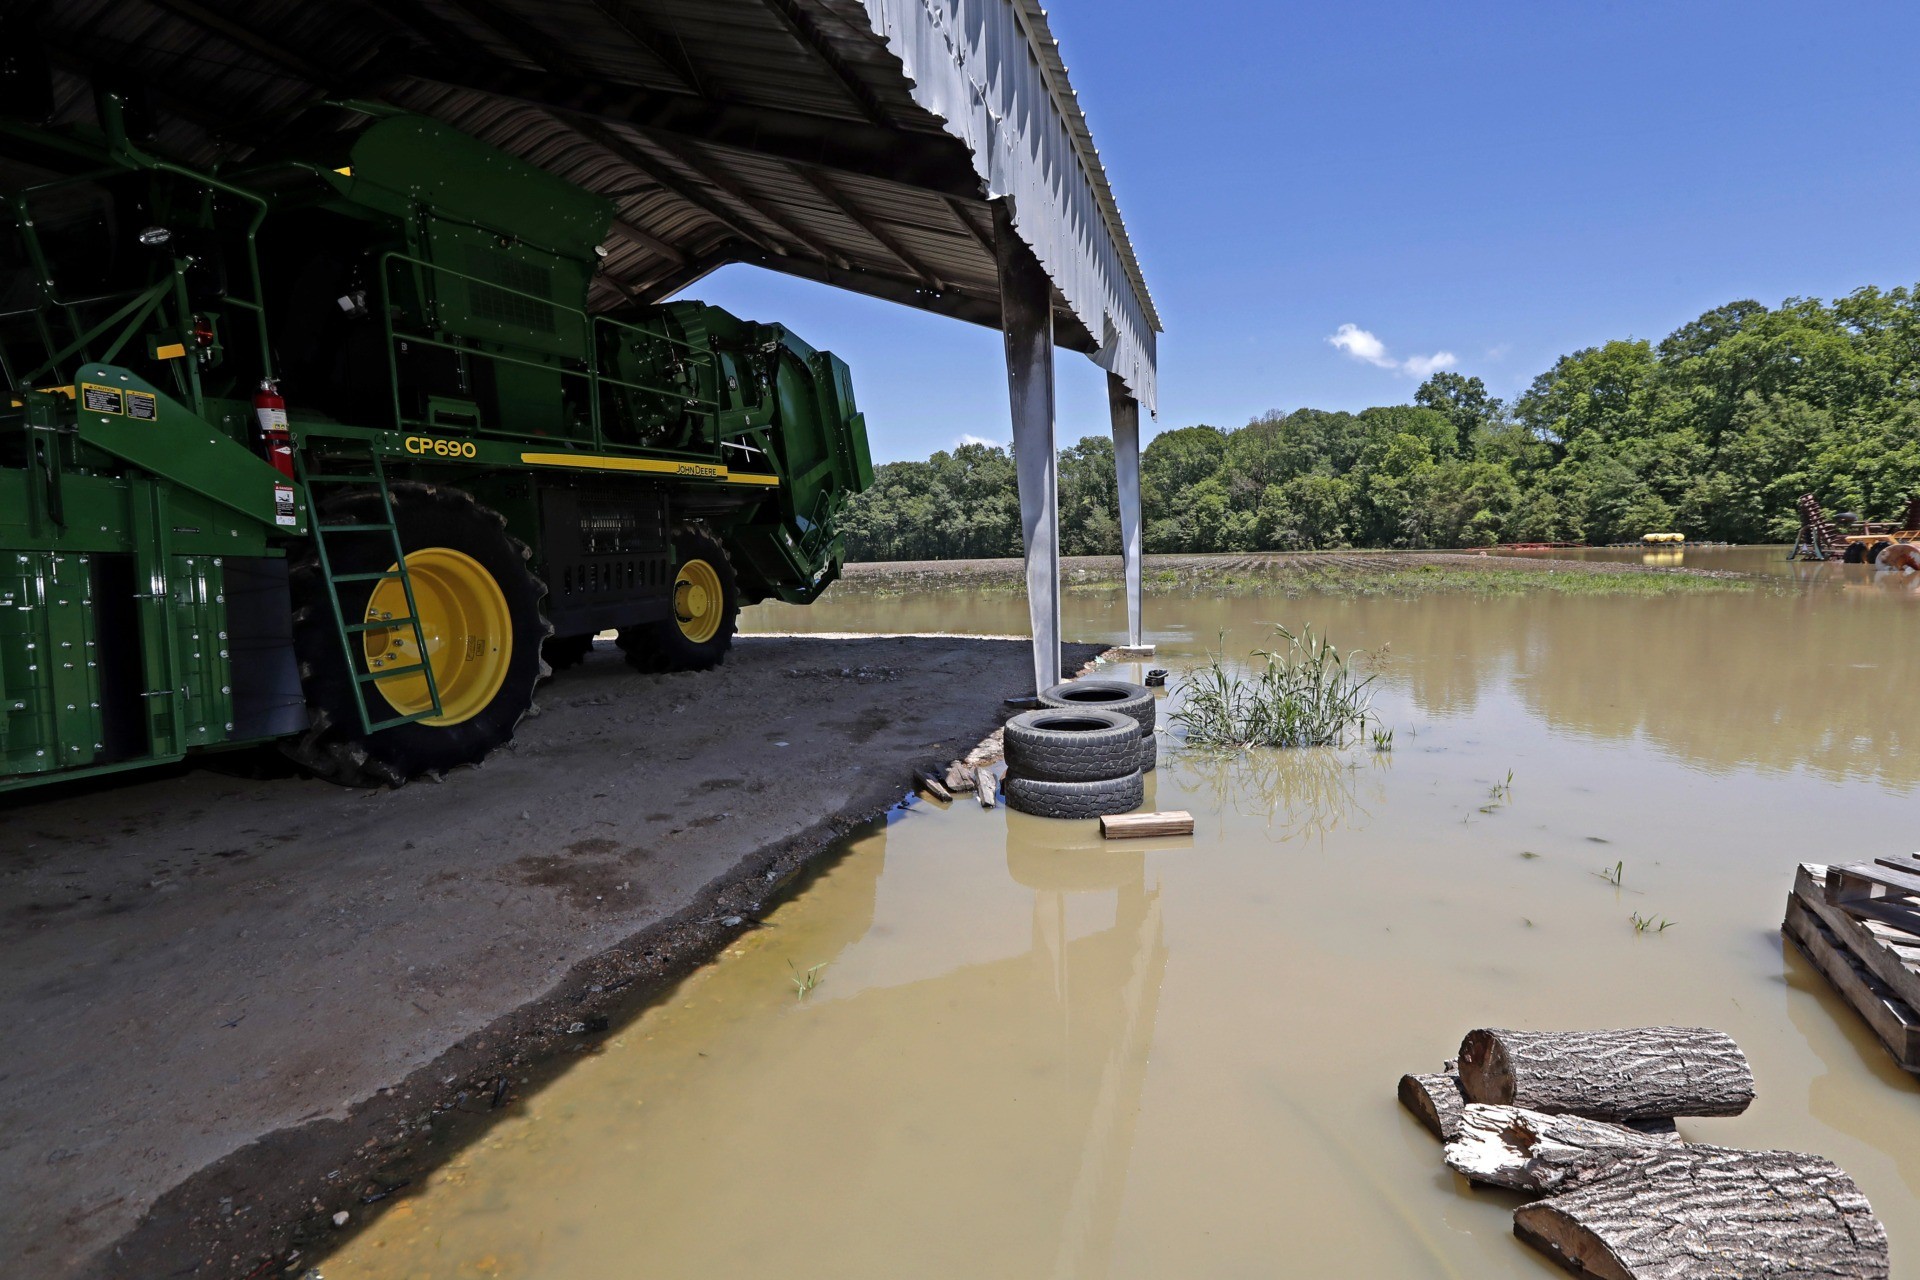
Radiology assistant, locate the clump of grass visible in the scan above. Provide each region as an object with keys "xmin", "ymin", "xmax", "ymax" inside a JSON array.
[
  {"xmin": 1371, "ymin": 727, "xmax": 1394, "ymax": 752},
  {"xmin": 1629, "ymin": 912, "xmax": 1675, "ymax": 934},
  {"xmin": 788, "ymin": 960, "xmax": 826, "ymax": 1000},
  {"xmin": 1595, "ymin": 860, "xmax": 1624, "ymax": 887},
  {"xmin": 1173, "ymin": 627, "xmax": 1376, "ymax": 749}
]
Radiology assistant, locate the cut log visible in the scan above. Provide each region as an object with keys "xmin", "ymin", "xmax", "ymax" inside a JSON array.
[
  {"xmin": 1444, "ymin": 1104, "xmax": 1674, "ymax": 1193},
  {"xmin": 1100, "ymin": 810, "xmax": 1194, "ymax": 839},
  {"xmin": 914, "ymin": 772, "xmax": 953, "ymax": 803},
  {"xmin": 1398, "ymin": 1070, "xmax": 1467, "ymax": 1141},
  {"xmin": 1513, "ymin": 1144, "xmax": 1888, "ymax": 1280},
  {"xmin": 975, "ymin": 768, "xmax": 999, "ymax": 809},
  {"xmin": 1457, "ymin": 1027, "xmax": 1753, "ymax": 1120},
  {"xmin": 944, "ymin": 760, "xmax": 977, "ymax": 793}
]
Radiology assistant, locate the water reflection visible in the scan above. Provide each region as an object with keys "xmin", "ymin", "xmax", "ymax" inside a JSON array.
[{"xmin": 323, "ymin": 812, "xmax": 1170, "ymax": 1280}]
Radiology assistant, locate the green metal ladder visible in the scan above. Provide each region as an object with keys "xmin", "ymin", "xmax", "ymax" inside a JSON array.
[{"xmin": 293, "ymin": 446, "xmax": 445, "ymax": 732}]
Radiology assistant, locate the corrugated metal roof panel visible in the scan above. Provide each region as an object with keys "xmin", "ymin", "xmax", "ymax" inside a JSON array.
[{"xmin": 12, "ymin": 0, "xmax": 1157, "ymax": 404}]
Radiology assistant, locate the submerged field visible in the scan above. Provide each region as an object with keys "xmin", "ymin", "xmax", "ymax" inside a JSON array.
[
  {"xmin": 839, "ymin": 548, "xmax": 1761, "ymax": 599},
  {"xmin": 322, "ymin": 547, "xmax": 1920, "ymax": 1278}
]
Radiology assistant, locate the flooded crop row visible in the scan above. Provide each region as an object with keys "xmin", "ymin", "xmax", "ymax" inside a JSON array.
[{"xmin": 322, "ymin": 549, "xmax": 1920, "ymax": 1278}]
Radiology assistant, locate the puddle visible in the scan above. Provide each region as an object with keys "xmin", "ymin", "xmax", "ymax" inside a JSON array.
[{"xmin": 321, "ymin": 549, "xmax": 1920, "ymax": 1277}]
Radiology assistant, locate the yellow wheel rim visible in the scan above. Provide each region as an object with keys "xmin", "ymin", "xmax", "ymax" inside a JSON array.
[
  {"xmin": 363, "ymin": 547, "xmax": 512, "ymax": 727},
  {"xmin": 674, "ymin": 558, "xmax": 725, "ymax": 644}
]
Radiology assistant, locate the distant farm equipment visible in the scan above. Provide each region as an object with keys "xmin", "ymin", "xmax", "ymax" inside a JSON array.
[{"xmin": 1789, "ymin": 494, "xmax": 1920, "ymax": 563}]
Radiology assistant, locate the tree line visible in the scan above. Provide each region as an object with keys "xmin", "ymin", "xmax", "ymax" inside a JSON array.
[{"xmin": 839, "ymin": 286, "xmax": 1920, "ymax": 559}]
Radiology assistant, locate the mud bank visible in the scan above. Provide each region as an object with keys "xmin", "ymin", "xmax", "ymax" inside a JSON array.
[{"xmin": 0, "ymin": 634, "xmax": 1099, "ymax": 1279}]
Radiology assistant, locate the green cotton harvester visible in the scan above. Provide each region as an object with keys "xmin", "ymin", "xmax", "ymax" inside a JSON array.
[{"xmin": 0, "ymin": 92, "xmax": 872, "ymax": 789}]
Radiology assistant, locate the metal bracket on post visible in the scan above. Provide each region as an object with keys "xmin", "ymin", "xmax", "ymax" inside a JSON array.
[
  {"xmin": 994, "ymin": 199, "xmax": 1061, "ymax": 694},
  {"xmin": 1106, "ymin": 372, "xmax": 1145, "ymax": 651}
]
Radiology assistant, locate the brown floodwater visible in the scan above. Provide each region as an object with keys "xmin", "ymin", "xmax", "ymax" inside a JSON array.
[{"xmin": 321, "ymin": 549, "xmax": 1920, "ymax": 1278}]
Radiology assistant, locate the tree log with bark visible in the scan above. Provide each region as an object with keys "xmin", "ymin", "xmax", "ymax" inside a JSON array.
[
  {"xmin": 1513, "ymin": 1144, "xmax": 1888, "ymax": 1279},
  {"xmin": 1458, "ymin": 1027, "xmax": 1753, "ymax": 1121},
  {"xmin": 1444, "ymin": 1104, "xmax": 1674, "ymax": 1193},
  {"xmin": 1398, "ymin": 1069, "xmax": 1467, "ymax": 1141}
]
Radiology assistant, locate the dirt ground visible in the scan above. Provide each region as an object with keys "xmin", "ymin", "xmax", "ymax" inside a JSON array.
[{"xmin": 0, "ymin": 634, "xmax": 1098, "ymax": 1279}]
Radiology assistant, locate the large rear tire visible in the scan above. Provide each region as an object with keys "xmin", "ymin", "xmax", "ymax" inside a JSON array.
[
  {"xmin": 284, "ymin": 484, "xmax": 549, "ymax": 787},
  {"xmin": 618, "ymin": 525, "xmax": 740, "ymax": 673}
]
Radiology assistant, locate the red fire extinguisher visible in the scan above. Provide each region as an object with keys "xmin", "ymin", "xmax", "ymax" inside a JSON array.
[{"xmin": 253, "ymin": 378, "xmax": 294, "ymax": 480}]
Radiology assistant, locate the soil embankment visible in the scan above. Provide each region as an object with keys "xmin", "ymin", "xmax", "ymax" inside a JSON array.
[{"xmin": 0, "ymin": 634, "xmax": 1096, "ymax": 1279}]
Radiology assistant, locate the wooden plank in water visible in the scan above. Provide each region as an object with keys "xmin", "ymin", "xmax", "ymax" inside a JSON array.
[
  {"xmin": 1829, "ymin": 860, "xmax": 1920, "ymax": 901},
  {"xmin": 1100, "ymin": 810, "xmax": 1194, "ymax": 839},
  {"xmin": 1783, "ymin": 892, "xmax": 1920, "ymax": 1071},
  {"xmin": 1794, "ymin": 865, "xmax": 1920, "ymax": 1017}
]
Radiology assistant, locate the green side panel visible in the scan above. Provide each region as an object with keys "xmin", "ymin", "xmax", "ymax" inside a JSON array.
[
  {"xmin": 345, "ymin": 116, "xmax": 614, "ymax": 259},
  {"xmin": 71, "ymin": 363, "xmax": 305, "ymax": 533},
  {"xmin": 422, "ymin": 219, "xmax": 592, "ymax": 362},
  {"xmin": 166, "ymin": 554, "xmax": 231, "ymax": 748},
  {"xmin": 0, "ymin": 551, "xmax": 101, "ymax": 776}
]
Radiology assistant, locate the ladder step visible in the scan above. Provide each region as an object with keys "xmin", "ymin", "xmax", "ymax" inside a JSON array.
[
  {"xmin": 344, "ymin": 617, "xmax": 416, "ymax": 634},
  {"xmin": 317, "ymin": 522, "xmax": 398, "ymax": 534},
  {"xmin": 331, "ymin": 570, "xmax": 406, "ymax": 584},
  {"xmin": 357, "ymin": 662, "xmax": 428, "ymax": 684},
  {"xmin": 302, "ymin": 472, "xmax": 382, "ymax": 484}
]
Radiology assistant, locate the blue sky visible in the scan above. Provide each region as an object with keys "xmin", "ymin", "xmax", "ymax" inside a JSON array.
[{"xmin": 681, "ymin": 1, "xmax": 1920, "ymax": 465}]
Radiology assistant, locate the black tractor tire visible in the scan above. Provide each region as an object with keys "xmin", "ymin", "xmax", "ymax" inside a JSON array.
[
  {"xmin": 1138, "ymin": 733, "xmax": 1157, "ymax": 774},
  {"xmin": 1843, "ymin": 542, "xmax": 1868, "ymax": 564},
  {"xmin": 618, "ymin": 525, "xmax": 740, "ymax": 673},
  {"xmin": 1004, "ymin": 771, "xmax": 1144, "ymax": 820},
  {"xmin": 543, "ymin": 633, "xmax": 595, "ymax": 674},
  {"xmin": 283, "ymin": 484, "xmax": 549, "ymax": 787},
  {"xmin": 1002, "ymin": 708, "xmax": 1142, "ymax": 783},
  {"xmin": 1867, "ymin": 540, "xmax": 1887, "ymax": 564},
  {"xmin": 1038, "ymin": 678, "xmax": 1155, "ymax": 735}
]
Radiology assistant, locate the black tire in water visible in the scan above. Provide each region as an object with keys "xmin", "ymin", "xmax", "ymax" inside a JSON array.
[
  {"xmin": 1038, "ymin": 678, "xmax": 1155, "ymax": 735},
  {"xmin": 1867, "ymin": 541, "xmax": 1887, "ymax": 564},
  {"xmin": 1843, "ymin": 542, "xmax": 1868, "ymax": 564},
  {"xmin": 284, "ymin": 484, "xmax": 549, "ymax": 787},
  {"xmin": 1004, "ymin": 771, "xmax": 1145, "ymax": 820},
  {"xmin": 1002, "ymin": 708, "xmax": 1142, "ymax": 783},
  {"xmin": 1138, "ymin": 732, "xmax": 1157, "ymax": 774},
  {"xmin": 618, "ymin": 525, "xmax": 740, "ymax": 673}
]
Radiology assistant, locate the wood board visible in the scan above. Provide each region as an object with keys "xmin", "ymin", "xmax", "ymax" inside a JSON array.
[
  {"xmin": 1783, "ymin": 884, "xmax": 1920, "ymax": 1073},
  {"xmin": 1794, "ymin": 864, "xmax": 1920, "ymax": 1018}
]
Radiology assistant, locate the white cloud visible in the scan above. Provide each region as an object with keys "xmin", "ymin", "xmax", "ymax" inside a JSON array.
[
  {"xmin": 1400, "ymin": 351, "xmax": 1458, "ymax": 379},
  {"xmin": 1327, "ymin": 323, "xmax": 1456, "ymax": 379},
  {"xmin": 1328, "ymin": 323, "xmax": 1394, "ymax": 368},
  {"xmin": 956, "ymin": 433, "xmax": 1004, "ymax": 449}
]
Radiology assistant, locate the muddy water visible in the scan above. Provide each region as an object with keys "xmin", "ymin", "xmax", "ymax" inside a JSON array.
[{"xmin": 323, "ymin": 552, "xmax": 1920, "ymax": 1278}]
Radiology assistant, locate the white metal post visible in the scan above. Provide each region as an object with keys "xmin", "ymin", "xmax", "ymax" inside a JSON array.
[
  {"xmin": 994, "ymin": 199, "xmax": 1061, "ymax": 693},
  {"xmin": 1106, "ymin": 372, "xmax": 1143, "ymax": 648}
]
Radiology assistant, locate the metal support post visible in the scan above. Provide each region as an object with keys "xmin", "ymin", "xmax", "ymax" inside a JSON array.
[
  {"xmin": 1106, "ymin": 372, "xmax": 1144, "ymax": 648},
  {"xmin": 994, "ymin": 200, "xmax": 1060, "ymax": 693}
]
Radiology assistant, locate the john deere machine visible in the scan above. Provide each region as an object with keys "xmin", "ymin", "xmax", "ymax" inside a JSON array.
[{"xmin": 1, "ymin": 91, "xmax": 871, "ymax": 790}]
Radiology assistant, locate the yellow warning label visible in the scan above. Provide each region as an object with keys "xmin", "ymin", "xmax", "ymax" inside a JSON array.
[{"xmin": 81, "ymin": 383, "xmax": 124, "ymax": 416}]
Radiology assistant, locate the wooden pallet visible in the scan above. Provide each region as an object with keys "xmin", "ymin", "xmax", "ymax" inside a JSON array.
[{"xmin": 1782, "ymin": 862, "xmax": 1920, "ymax": 1074}]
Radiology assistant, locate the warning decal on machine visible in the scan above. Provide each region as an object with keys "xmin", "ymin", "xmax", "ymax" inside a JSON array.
[
  {"xmin": 81, "ymin": 383, "xmax": 125, "ymax": 415},
  {"xmin": 125, "ymin": 390, "xmax": 158, "ymax": 421},
  {"xmin": 274, "ymin": 485, "xmax": 297, "ymax": 527}
]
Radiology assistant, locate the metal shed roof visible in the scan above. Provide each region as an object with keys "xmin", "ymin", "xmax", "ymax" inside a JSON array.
[{"xmin": 15, "ymin": 0, "xmax": 1159, "ymax": 408}]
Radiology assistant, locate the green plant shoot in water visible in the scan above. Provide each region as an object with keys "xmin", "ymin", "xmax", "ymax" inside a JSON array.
[{"xmin": 1173, "ymin": 627, "xmax": 1377, "ymax": 749}]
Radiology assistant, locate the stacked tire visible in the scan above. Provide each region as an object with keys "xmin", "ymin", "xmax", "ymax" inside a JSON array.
[{"xmin": 1002, "ymin": 678, "xmax": 1156, "ymax": 819}]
